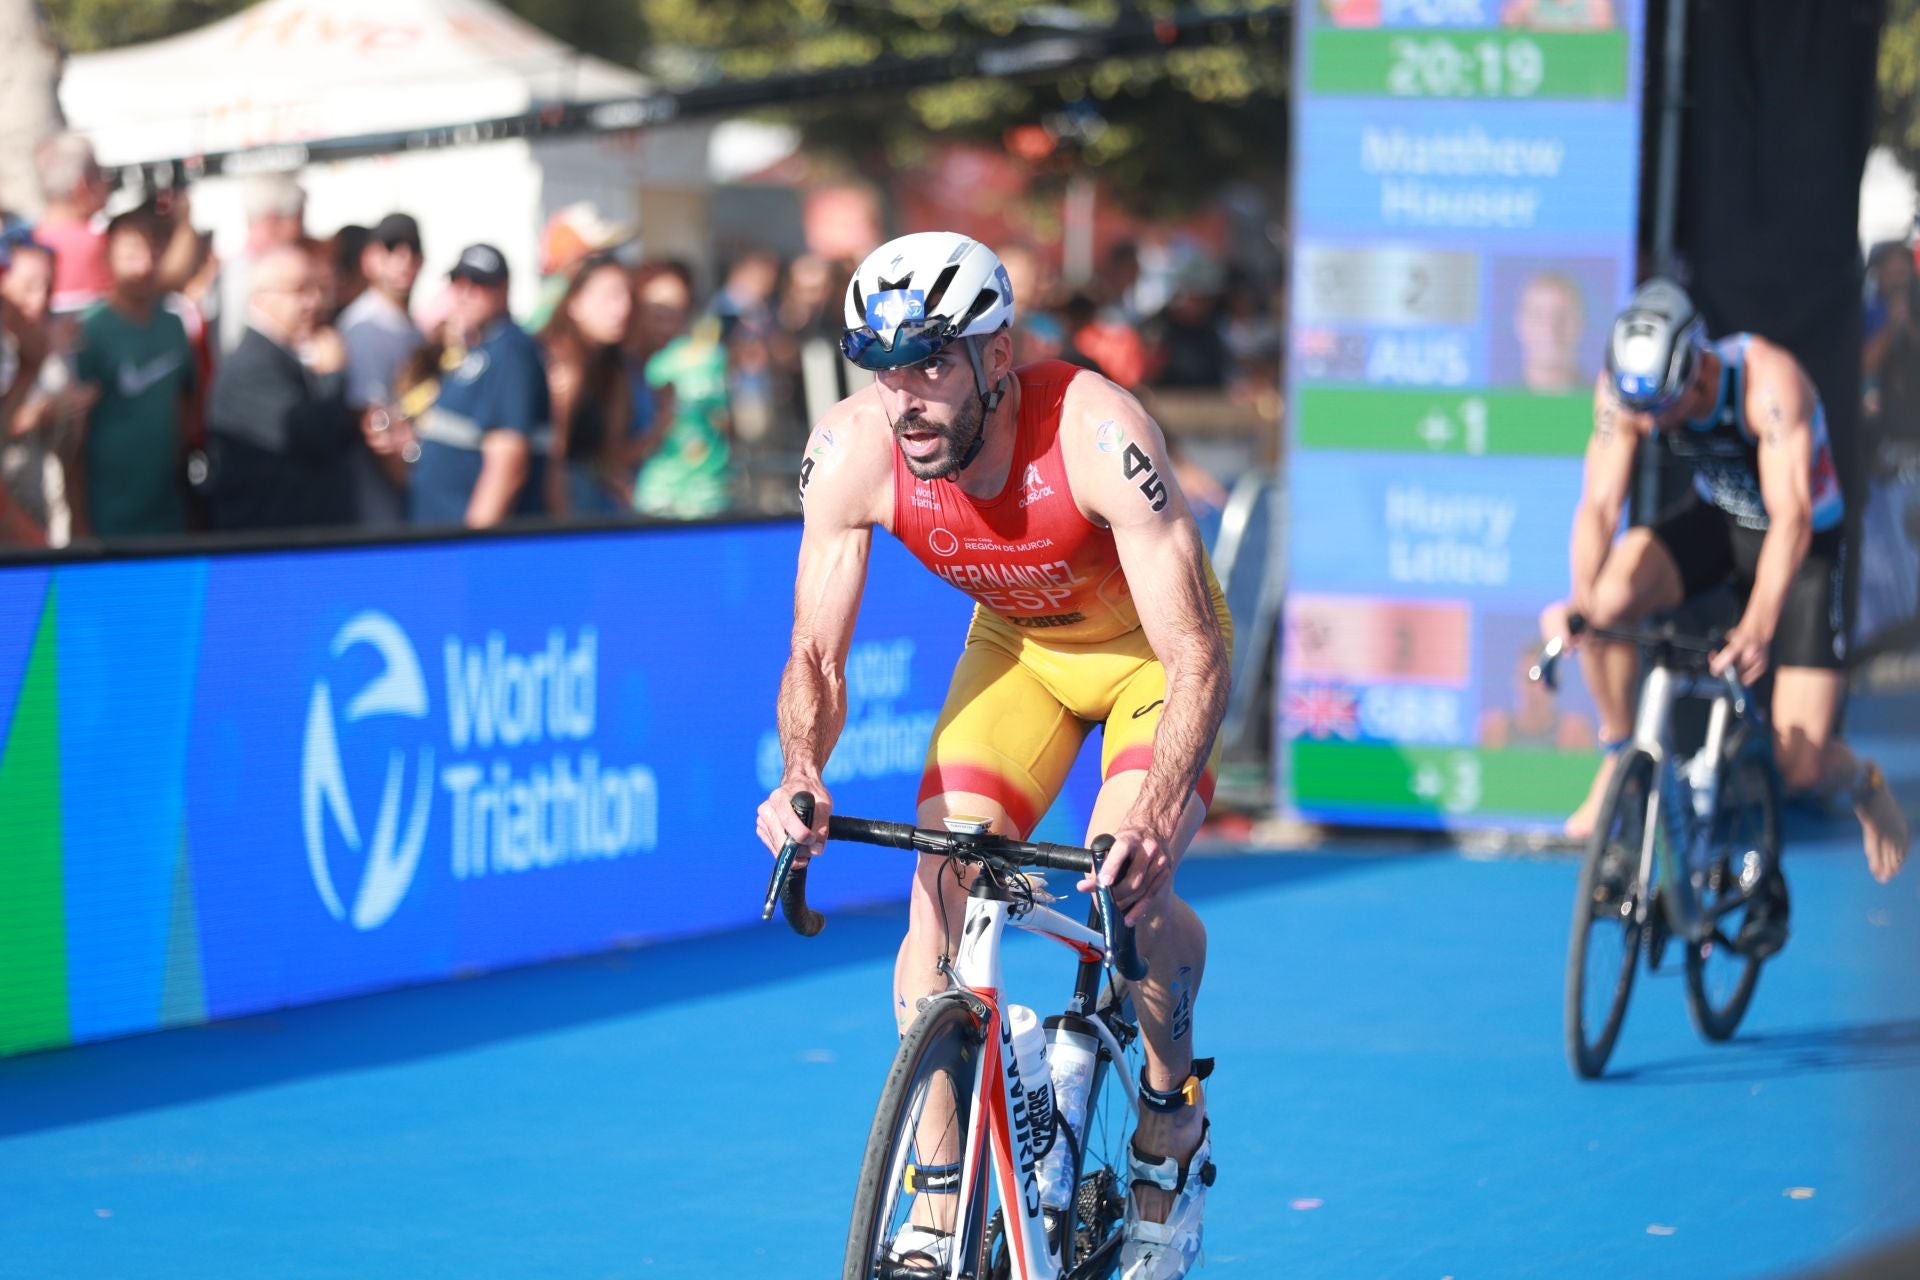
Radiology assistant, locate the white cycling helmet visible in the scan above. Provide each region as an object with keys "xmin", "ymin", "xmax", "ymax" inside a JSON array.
[
  {"xmin": 840, "ymin": 231, "xmax": 1015, "ymax": 371},
  {"xmin": 1606, "ymin": 277, "xmax": 1707, "ymax": 413}
]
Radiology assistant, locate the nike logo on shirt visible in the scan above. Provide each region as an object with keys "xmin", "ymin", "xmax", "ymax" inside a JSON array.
[{"xmin": 117, "ymin": 353, "xmax": 184, "ymax": 398}]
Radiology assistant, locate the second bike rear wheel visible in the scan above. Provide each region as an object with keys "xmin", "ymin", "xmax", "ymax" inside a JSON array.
[
  {"xmin": 1684, "ymin": 753, "xmax": 1779, "ymax": 1041},
  {"xmin": 1566, "ymin": 750, "xmax": 1654, "ymax": 1079}
]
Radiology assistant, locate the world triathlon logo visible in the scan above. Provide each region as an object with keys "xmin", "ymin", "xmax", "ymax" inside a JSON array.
[{"xmin": 301, "ymin": 612, "xmax": 435, "ymax": 931}]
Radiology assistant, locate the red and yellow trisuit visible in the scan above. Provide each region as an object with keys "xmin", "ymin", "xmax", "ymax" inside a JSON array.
[{"xmin": 889, "ymin": 361, "xmax": 1234, "ymax": 835}]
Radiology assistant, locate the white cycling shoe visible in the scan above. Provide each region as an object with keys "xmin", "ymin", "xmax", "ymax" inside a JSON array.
[
  {"xmin": 1118, "ymin": 1123, "xmax": 1214, "ymax": 1279},
  {"xmin": 882, "ymin": 1223, "xmax": 952, "ymax": 1272}
]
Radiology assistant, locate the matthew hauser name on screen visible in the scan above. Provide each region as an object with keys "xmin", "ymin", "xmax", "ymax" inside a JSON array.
[{"xmin": 436, "ymin": 628, "xmax": 659, "ymax": 876}]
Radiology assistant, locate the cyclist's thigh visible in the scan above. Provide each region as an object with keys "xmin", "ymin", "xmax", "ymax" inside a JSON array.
[
  {"xmin": 1740, "ymin": 525, "xmax": 1849, "ymax": 673},
  {"xmin": 916, "ymin": 636, "xmax": 1089, "ymax": 840},
  {"xmin": 1623, "ymin": 498, "xmax": 1731, "ymax": 614},
  {"xmin": 1090, "ymin": 657, "xmax": 1215, "ymax": 865}
]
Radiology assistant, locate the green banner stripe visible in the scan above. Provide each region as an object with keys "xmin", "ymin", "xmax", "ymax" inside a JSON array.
[
  {"xmin": 0, "ymin": 585, "xmax": 69, "ymax": 1056},
  {"xmin": 1310, "ymin": 29, "xmax": 1630, "ymax": 100},
  {"xmin": 1293, "ymin": 386, "xmax": 1590, "ymax": 457},
  {"xmin": 1289, "ymin": 739, "xmax": 1597, "ymax": 819}
]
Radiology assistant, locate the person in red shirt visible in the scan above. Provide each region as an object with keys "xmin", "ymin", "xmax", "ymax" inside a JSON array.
[
  {"xmin": 754, "ymin": 232, "xmax": 1229, "ymax": 1279},
  {"xmin": 31, "ymin": 132, "xmax": 112, "ymax": 317}
]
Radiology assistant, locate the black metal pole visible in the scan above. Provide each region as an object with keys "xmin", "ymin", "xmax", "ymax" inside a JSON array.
[{"xmin": 1635, "ymin": 0, "xmax": 1691, "ymax": 526}]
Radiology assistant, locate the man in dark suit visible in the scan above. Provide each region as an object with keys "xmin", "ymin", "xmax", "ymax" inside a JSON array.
[{"xmin": 204, "ymin": 242, "xmax": 355, "ymax": 531}]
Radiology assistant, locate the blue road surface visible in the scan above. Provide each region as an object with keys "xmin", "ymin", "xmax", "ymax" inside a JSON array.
[{"xmin": 2, "ymin": 711, "xmax": 1917, "ymax": 1278}]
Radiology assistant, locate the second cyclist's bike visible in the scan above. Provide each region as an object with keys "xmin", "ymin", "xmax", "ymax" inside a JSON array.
[
  {"xmin": 1535, "ymin": 615, "xmax": 1784, "ymax": 1079},
  {"xmin": 765, "ymin": 794, "xmax": 1156, "ymax": 1279}
]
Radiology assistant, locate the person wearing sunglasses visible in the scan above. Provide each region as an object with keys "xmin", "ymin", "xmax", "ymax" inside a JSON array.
[
  {"xmin": 756, "ymin": 231, "xmax": 1231, "ymax": 1279},
  {"xmin": 1541, "ymin": 277, "xmax": 1908, "ymax": 959}
]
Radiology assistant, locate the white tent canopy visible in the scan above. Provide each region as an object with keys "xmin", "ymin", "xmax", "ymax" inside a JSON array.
[
  {"xmin": 60, "ymin": 0, "xmax": 651, "ymax": 167},
  {"xmin": 56, "ymin": 0, "xmax": 730, "ymax": 319}
]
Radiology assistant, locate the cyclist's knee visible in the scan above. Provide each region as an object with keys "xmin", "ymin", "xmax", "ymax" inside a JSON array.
[
  {"xmin": 1772, "ymin": 726, "xmax": 1826, "ymax": 794},
  {"xmin": 1132, "ymin": 888, "xmax": 1199, "ymax": 951},
  {"xmin": 1586, "ymin": 573, "xmax": 1646, "ymax": 629}
]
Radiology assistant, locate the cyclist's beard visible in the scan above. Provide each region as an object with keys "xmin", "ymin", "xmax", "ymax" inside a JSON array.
[{"xmin": 893, "ymin": 397, "xmax": 986, "ymax": 481}]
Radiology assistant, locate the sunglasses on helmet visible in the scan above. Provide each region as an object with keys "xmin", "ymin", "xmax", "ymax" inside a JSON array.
[{"xmin": 840, "ymin": 317, "xmax": 963, "ymax": 371}]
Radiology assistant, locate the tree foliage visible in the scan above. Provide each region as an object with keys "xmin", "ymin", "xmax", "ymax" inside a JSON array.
[
  {"xmin": 635, "ymin": 0, "xmax": 1292, "ymax": 215},
  {"xmin": 43, "ymin": 0, "xmax": 1288, "ymax": 214},
  {"xmin": 1884, "ymin": 0, "xmax": 1920, "ymax": 175},
  {"xmin": 48, "ymin": 0, "xmax": 1920, "ymax": 206}
]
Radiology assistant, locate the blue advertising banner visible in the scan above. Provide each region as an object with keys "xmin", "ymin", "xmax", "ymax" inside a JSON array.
[
  {"xmin": 0, "ymin": 523, "xmax": 1105, "ymax": 1055},
  {"xmin": 1282, "ymin": 0, "xmax": 1645, "ymax": 828}
]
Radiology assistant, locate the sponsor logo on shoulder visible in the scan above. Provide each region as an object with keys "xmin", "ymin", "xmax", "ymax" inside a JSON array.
[{"xmin": 1018, "ymin": 462, "xmax": 1055, "ymax": 509}]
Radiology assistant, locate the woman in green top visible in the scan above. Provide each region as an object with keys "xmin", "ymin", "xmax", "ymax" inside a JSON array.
[{"xmin": 630, "ymin": 264, "xmax": 733, "ymax": 519}]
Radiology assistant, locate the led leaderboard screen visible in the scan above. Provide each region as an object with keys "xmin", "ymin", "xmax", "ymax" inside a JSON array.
[
  {"xmin": 0, "ymin": 526, "xmax": 1103, "ymax": 1057},
  {"xmin": 1282, "ymin": 0, "xmax": 1644, "ymax": 828}
]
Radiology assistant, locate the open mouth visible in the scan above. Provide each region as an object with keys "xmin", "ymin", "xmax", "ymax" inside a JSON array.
[{"xmin": 898, "ymin": 428, "xmax": 944, "ymax": 460}]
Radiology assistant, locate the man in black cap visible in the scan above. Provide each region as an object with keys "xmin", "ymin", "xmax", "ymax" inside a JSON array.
[
  {"xmin": 339, "ymin": 212, "xmax": 425, "ymax": 525},
  {"xmin": 409, "ymin": 243, "xmax": 548, "ymax": 528}
]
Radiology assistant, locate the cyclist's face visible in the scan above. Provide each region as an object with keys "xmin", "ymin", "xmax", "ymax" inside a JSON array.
[
  {"xmin": 1650, "ymin": 356, "xmax": 1711, "ymax": 429},
  {"xmin": 875, "ymin": 333, "xmax": 1007, "ymax": 480}
]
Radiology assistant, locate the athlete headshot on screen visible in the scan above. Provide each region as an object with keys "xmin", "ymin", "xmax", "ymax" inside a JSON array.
[
  {"xmin": 1512, "ymin": 270, "xmax": 1589, "ymax": 394},
  {"xmin": 1502, "ymin": 0, "xmax": 1617, "ymax": 29}
]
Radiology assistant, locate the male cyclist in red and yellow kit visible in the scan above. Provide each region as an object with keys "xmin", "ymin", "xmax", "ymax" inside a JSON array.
[{"xmin": 755, "ymin": 232, "xmax": 1230, "ymax": 1278}]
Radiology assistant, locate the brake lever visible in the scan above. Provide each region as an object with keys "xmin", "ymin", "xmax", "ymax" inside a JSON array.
[
  {"xmin": 1088, "ymin": 835, "xmax": 1148, "ymax": 983},
  {"xmin": 1528, "ymin": 635, "xmax": 1564, "ymax": 691},
  {"xmin": 762, "ymin": 791, "xmax": 824, "ymax": 935}
]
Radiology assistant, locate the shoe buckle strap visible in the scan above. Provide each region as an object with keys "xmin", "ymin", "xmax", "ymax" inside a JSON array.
[
  {"xmin": 1138, "ymin": 1056, "xmax": 1214, "ymax": 1114},
  {"xmin": 887, "ymin": 1223, "xmax": 953, "ymax": 1266},
  {"xmin": 1127, "ymin": 1130, "xmax": 1216, "ymax": 1197}
]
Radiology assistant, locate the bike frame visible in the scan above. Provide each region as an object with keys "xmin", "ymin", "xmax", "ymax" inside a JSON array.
[
  {"xmin": 1628, "ymin": 663, "xmax": 1749, "ymax": 943},
  {"xmin": 932, "ymin": 878, "xmax": 1139, "ymax": 1280}
]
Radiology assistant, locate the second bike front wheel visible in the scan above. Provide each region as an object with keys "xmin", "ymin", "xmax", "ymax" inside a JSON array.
[
  {"xmin": 1566, "ymin": 749, "xmax": 1654, "ymax": 1079},
  {"xmin": 844, "ymin": 994, "xmax": 988, "ymax": 1280},
  {"xmin": 1684, "ymin": 752, "xmax": 1778, "ymax": 1041}
]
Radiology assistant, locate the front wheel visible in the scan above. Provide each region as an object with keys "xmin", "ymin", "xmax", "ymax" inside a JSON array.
[
  {"xmin": 1566, "ymin": 750, "xmax": 1655, "ymax": 1079},
  {"xmin": 844, "ymin": 995, "xmax": 987, "ymax": 1280},
  {"xmin": 1684, "ymin": 753, "xmax": 1778, "ymax": 1041}
]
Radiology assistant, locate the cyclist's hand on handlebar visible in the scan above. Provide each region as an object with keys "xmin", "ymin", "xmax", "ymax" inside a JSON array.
[
  {"xmin": 757, "ymin": 779, "xmax": 831, "ymax": 863},
  {"xmin": 1539, "ymin": 599, "xmax": 1579, "ymax": 651},
  {"xmin": 1709, "ymin": 621, "xmax": 1771, "ymax": 685},
  {"xmin": 1078, "ymin": 827, "xmax": 1174, "ymax": 927}
]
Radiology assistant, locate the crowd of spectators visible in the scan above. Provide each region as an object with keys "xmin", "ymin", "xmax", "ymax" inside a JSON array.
[
  {"xmin": 1856, "ymin": 236, "xmax": 1920, "ymax": 650},
  {"xmin": 0, "ymin": 134, "xmax": 1281, "ymax": 550}
]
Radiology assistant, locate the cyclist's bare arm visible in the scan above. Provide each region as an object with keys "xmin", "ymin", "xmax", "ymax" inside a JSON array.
[
  {"xmin": 1061, "ymin": 374, "xmax": 1229, "ymax": 844},
  {"xmin": 758, "ymin": 393, "xmax": 895, "ymax": 855},
  {"xmin": 1738, "ymin": 339, "xmax": 1819, "ymax": 639},
  {"xmin": 1568, "ymin": 375, "xmax": 1645, "ymax": 618}
]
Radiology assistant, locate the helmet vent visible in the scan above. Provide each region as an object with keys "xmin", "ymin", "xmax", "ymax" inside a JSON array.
[
  {"xmin": 956, "ymin": 287, "xmax": 1000, "ymax": 333},
  {"xmin": 922, "ymin": 264, "xmax": 961, "ymax": 316}
]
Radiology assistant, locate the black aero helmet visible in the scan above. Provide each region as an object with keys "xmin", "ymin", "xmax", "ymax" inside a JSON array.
[{"xmin": 1605, "ymin": 277, "xmax": 1706, "ymax": 413}]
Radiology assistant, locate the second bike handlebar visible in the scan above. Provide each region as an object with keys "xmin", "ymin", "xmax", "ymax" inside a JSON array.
[
  {"xmin": 1530, "ymin": 612, "xmax": 1744, "ymax": 702},
  {"xmin": 762, "ymin": 792, "xmax": 1149, "ymax": 982}
]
